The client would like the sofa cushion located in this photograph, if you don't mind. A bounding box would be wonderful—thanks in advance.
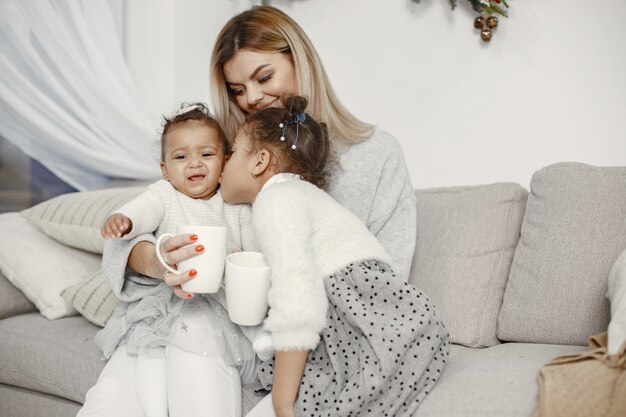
[414,342,585,417]
[0,384,81,417]
[243,384,267,415]
[21,186,144,254]
[0,270,36,320]
[409,183,527,347]
[61,269,118,327]
[0,213,102,319]
[498,163,626,345]
[0,313,104,403]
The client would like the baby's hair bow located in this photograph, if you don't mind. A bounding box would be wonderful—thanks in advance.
[171,104,200,118]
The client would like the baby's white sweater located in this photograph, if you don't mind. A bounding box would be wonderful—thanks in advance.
[114,179,258,253]
[111,180,263,351]
[254,174,391,351]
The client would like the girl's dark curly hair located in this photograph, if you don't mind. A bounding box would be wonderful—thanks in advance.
[243,95,332,189]
[160,103,230,161]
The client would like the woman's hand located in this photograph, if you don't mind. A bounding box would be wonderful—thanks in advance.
[128,234,204,299]
[160,233,207,299]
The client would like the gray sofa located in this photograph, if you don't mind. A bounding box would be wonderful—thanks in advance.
[1,162,625,417]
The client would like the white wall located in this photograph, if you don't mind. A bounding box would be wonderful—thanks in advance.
[125,0,626,188]
[124,0,250,125]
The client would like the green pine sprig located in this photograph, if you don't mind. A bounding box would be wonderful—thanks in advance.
[410,0,509,17]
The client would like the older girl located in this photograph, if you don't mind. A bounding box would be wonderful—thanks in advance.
[220,95,448,417]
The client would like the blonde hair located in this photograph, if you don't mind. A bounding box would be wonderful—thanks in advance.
[210,5,375,144]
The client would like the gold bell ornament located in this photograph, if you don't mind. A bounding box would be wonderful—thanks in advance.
[471,0,508,42]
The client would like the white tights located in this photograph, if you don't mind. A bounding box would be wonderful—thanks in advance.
[77,345,257,417]
[136,350,168,417]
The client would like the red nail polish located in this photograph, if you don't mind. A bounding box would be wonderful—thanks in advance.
[190,234,198,241]
[187,294,193,298]
[189,269,197,277]
[195,245,204,253]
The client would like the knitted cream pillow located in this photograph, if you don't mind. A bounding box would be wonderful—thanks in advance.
[21,186,145,254]
[17,187,143,324]
[61,269,118,327]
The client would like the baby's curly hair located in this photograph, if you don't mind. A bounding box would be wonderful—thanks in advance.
[243,95,332,189]
[160,103,229,161]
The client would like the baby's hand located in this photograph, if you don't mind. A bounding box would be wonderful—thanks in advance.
[101,213,133,239]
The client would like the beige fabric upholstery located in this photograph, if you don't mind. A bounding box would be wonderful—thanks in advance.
[0,313,103,403]
[410,183,527,347]
[0,384,81,417]
[499,163,626,345]
[0,271,36,320]
[414,343,586,417]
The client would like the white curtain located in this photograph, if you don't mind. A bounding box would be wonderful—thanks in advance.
[0,0,161,191]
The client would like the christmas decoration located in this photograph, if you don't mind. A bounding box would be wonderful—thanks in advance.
[486,15,499,29]
[411,0,509,42]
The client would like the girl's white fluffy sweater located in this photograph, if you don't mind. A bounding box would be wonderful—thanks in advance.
[253,174,391,351]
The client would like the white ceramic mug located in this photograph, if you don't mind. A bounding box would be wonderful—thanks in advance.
[156,225,227,293]
[224,251,271,326]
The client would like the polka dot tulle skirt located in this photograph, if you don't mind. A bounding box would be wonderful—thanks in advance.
[258,260,450,417]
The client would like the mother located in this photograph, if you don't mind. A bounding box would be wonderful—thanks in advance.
[78,5,416,417]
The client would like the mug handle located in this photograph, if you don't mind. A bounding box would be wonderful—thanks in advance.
[155,233,180,274]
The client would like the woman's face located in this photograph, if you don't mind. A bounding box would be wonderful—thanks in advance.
[223,49,297,114]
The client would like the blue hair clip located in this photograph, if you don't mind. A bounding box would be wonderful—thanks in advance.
[291,113,306,150]
[279,113,306,150]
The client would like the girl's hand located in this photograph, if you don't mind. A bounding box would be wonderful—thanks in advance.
[274,406,295,417]
[272,350,308,417]
[101,213,132,239]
